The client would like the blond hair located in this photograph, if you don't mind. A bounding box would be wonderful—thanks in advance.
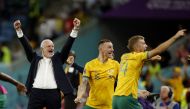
[127,35,144,51]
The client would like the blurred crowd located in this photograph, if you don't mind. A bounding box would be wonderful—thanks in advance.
[0,0,190,109]
[0,0,126,65]
[139,41,190,108]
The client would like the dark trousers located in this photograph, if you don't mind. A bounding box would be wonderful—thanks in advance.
[64,94,77,109]
[28,88,61,109]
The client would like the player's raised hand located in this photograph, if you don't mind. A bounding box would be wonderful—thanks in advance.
[151,55,162,61]
[174,29,187,38]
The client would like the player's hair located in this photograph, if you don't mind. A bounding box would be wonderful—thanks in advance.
[98,39,111,47]
[127,35,144,51]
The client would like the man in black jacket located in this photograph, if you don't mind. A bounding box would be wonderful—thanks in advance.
[64,51,84,109]
[13,18,80,109]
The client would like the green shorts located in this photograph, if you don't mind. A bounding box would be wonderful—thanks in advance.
[0,93,7,109]
[112,95,142,109]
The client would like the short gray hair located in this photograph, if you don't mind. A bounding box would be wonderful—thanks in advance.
[161,86,170,92]
[40,39,52,48]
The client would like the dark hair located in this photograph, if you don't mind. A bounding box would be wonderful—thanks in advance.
[68,50,76,58]
[98,39,111,47]
[127,35,144,51]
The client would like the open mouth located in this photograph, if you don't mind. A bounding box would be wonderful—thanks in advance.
[108,52,113,55]
[108,52,114,57]
[48,50,54,54]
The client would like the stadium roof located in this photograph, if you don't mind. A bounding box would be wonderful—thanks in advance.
[103,0,190,20]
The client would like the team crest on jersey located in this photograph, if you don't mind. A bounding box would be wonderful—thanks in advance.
[108,69,114,78]
[94,72,100,80]
[108,69,114,75]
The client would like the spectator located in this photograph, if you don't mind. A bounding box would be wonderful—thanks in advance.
[143,72,154,92]
[176,44,189,65]
[156,66,184,104]
[63,51,84,109]
[181,88,190,109]
[186,89,190,109]
[155,86,180,109]
[148,61,161,76]
[0,43,11,65]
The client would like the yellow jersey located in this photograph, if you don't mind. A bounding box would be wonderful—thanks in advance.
[114,52,148,98]
[83,58,120,109]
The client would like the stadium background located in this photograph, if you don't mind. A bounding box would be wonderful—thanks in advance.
[0,0,190,108]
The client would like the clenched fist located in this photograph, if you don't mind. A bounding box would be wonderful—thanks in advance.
[13,20,22,31]
[73,18,80,30]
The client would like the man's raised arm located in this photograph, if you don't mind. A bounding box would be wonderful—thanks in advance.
[60,18,80,63]
[13,20,35,62]
[148,29,186,59]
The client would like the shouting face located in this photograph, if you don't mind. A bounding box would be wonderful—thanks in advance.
[41,39,54,58]
[100,42,114,59]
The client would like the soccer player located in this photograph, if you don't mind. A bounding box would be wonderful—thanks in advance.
[113,29,186,109]
[75,39,120,109]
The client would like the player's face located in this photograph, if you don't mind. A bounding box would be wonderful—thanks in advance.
[42,40,54,58]
[135,39,147,52]
[102,42,114,59]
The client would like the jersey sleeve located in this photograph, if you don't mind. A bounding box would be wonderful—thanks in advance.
[138,51,148,61]
[83,63,91,78]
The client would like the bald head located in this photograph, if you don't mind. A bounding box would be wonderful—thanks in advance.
[40,39,53,48]
[40,39,54,58]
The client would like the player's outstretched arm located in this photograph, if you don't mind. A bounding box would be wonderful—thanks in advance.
[148,29,186,59]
